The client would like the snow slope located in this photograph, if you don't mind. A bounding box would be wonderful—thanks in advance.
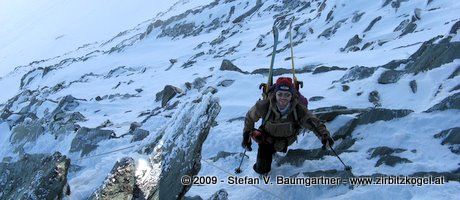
[0,0,459,199]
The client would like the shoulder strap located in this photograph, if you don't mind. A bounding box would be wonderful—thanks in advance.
[292,105,298,122]
[262,101,272,126]
[263,102,300,126]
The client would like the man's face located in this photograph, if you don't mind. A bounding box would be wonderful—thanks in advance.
[276,91,292,108]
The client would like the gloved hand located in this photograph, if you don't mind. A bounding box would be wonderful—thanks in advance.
[321,134,334,148]
[241,131,252,151]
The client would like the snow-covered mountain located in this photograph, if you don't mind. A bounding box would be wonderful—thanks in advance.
[0,0,459,199]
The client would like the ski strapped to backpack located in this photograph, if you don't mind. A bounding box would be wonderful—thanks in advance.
[259,16,306,104]
[259,18,281,100]
[288,16,303,92]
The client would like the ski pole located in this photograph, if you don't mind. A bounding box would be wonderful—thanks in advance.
[235,133,253,174]
[235,149,247,174]
[324,144,352,171]
[325,144,355,190]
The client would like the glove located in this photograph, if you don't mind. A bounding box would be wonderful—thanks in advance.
[321,134,334,148]
[241,131,252,151]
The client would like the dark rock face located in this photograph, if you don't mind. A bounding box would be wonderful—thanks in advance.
[20,68,47,89]
[332,108,413,143]
[149,97,220,200]
[361,107,411,127]
[342,34,362,51]
[131,129,150,142]
[425,92,460,112]
[1,90,42,126]
[276,107,413,166]
[209,151,239,162]
[352,11,365,23]
[312,106,366,122]
[449,20,460,34]
[378,59,406,70]
[364,16,382,32]
[193,77,207,90]
[375,155,412,167]
[368,146,406,159]
[404,39,460,74]
[184,195,204,200]
[124,95,221,200]
[368,146,412,167]
[85,94,221,200]
[361,41,374,50]
[356,108,413,125]
[318,19,348,39]
[89,157,136,200]
[333,118,358,141]
[70,127,115,157]
[207,189,229,200]
[376,22,460,75]
[382,0,392,8]
[9,120,45,152]
[368,90,381,107]
[434,127,460,154]
[0,152,70,200]
[336,66,376,84]
[159,22,197,39]
[409,80,417,93]
[378,69,405,84]
[232,0,263,24]
[449,84,460,92]
[435,127,460,145]
[51,95,81,120]
[129,122,142,132]
[219,59,246,73]
[309,96,325,102]
[400,21,417,37]
[251,67,311,76]
[181,60,197,69]
[411,169,460,183]
[312,66,347,74]
[274,148,326,166]
[448,65,460,79]
[202,86,218,95]
[155,85,183,107]
[218,79,235,87]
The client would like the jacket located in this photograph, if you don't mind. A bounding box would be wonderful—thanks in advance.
[243,93,330,152]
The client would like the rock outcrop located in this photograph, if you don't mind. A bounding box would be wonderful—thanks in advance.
[0,152,70,200]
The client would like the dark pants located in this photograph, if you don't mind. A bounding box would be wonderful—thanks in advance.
[253,142,276,174]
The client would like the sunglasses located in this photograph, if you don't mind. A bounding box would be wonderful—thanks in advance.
[276,92,292,98]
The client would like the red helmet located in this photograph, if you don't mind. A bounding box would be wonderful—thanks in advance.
[251,129,265,144]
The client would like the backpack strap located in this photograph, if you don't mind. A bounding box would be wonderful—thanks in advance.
[261,101,272,127]
[263,101,300,126]
[292,105,298,122]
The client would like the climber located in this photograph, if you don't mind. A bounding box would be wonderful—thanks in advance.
[242,77,334,174]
